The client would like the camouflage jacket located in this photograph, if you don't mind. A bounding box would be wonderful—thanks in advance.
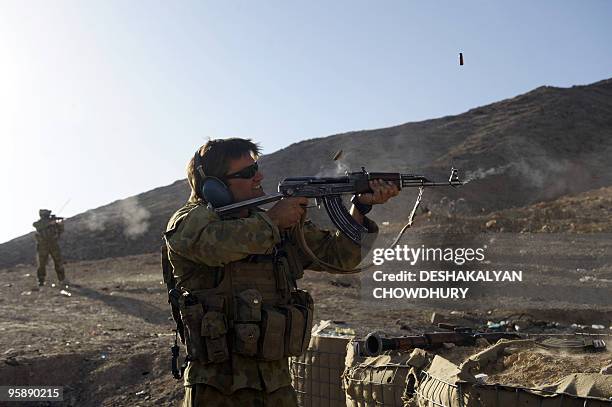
[165,201,378,394]
[33,218,63,242]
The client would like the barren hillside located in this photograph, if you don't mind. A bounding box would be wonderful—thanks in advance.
[1,78,611,268]
[406,185,612,234]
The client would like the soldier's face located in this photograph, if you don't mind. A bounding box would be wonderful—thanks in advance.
[225,153,265,203]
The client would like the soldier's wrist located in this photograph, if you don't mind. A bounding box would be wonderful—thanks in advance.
[351,195,372,215]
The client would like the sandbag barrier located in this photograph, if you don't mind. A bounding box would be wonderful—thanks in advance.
[408,369,612,407]
[344,361,411,406]
[410,370,466,407]
[467,382,612,407]
[292,335,612,407]
[342,342,417,407]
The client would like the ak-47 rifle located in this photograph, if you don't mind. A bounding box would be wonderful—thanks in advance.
[216,167,463,242]
[214,166,463,273]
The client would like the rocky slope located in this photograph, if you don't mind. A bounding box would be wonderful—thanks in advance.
[1,78,611,268]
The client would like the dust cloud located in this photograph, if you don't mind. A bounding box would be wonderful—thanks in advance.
[117,197,150,239]
[84,197,150,239]
[84,211,109,232]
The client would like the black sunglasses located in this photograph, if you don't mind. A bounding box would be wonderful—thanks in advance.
[225,161,259,180]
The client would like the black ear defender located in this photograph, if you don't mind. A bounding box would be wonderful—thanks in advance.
[193,150,233,208]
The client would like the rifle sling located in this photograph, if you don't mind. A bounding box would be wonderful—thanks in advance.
[294,186,425,274]
[295,215,362,274]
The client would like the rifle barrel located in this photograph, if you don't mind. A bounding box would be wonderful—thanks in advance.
[403,180,464,187]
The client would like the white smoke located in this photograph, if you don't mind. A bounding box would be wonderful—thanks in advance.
[332,159,350,175]
[84,211,109,231]
[510,159,571,189]
[464,164,513,183]
[464,159,571,189]
[117,197,151,239]
[314,151,351,177]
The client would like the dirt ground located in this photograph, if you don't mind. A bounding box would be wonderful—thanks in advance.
[0,232,610,406]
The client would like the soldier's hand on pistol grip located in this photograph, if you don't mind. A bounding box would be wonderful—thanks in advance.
[267,197,308,229]
[357,180,399,206]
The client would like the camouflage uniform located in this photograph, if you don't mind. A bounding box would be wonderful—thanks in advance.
[183,383,297,407]
[33,212,65,285]
[165,202,377,407]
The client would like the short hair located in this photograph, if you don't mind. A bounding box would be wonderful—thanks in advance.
[187,138,261,202]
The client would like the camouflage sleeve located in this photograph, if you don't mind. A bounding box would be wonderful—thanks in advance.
[32,220,42,232]
[291,217,379,271]
[166,206,282,267]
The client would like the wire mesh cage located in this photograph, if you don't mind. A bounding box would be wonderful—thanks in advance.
[293,333,612,407]
[290,334,352,407]
[409,371,612,407]
[343,345,415,407]
[344,362,412,406]
[410,370,467,407]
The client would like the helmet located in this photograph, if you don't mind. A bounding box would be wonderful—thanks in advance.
[39,209,52,218]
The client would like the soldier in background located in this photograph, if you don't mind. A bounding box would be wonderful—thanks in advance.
[33,209,66,287]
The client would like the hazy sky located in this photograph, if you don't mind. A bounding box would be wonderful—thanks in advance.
[1,0,611,243]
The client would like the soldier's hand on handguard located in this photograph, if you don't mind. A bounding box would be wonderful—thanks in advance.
[358,180,399,206]
[267,197,308,229]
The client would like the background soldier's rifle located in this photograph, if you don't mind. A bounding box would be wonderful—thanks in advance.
[35,215,64,234]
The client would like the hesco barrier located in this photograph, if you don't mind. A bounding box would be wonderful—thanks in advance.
[412,371,612,407]
[342,340,429,406]
[343,340,612,407]
[408,346,612,407]
[407,354,472,407]
[293,336,612,407]
[290,334,353,407]
[343,356,411,406]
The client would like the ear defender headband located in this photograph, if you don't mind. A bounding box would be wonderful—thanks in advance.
[193,149,234,208]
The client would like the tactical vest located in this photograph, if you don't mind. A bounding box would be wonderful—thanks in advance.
[33,219,62,241]
[168,238,314,364]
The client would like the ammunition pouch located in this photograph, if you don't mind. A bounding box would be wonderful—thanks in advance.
[290,289,314,355]
[179,293,230,364]
[180,302,206,361]
[234,289,262,322]
[179,287,314,363]
[201,310,229,363]
[178,250,315,363]
[279,305,305,356]
[259,306,286,360]
[233,323,260,356]
[255,287,314,359]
